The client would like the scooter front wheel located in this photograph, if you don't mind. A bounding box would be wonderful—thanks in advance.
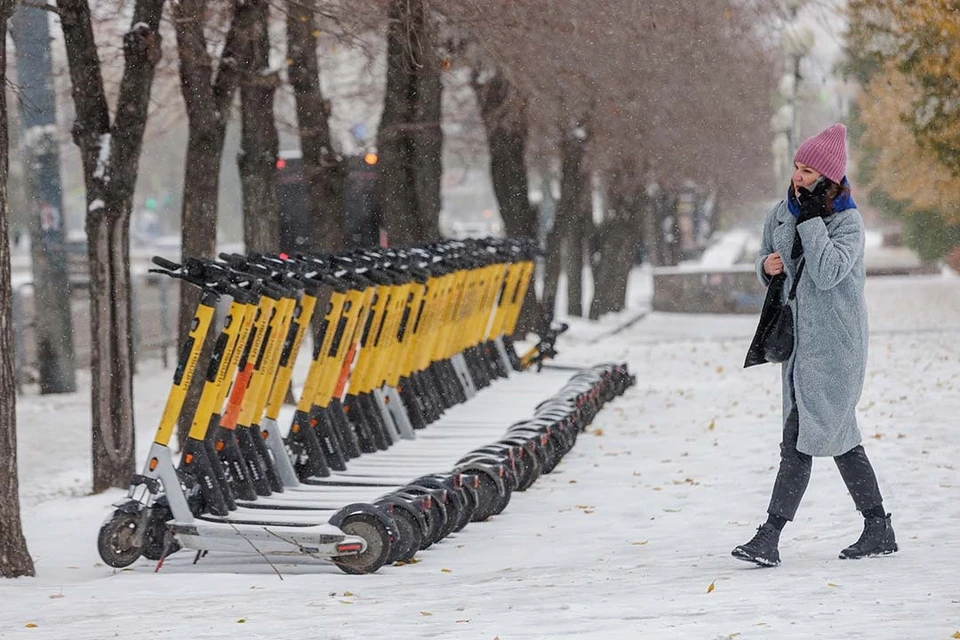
[332,514,391,575]
[141,503,180,562]
[97,511,144,568]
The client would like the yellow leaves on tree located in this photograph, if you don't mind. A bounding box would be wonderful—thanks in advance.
[858,65,960,225]
[851,0,960,174]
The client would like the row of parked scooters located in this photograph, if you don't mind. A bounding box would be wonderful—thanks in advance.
[96,238,634,574]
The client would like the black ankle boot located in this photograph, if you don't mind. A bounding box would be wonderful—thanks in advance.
[732,523,781,567]
[839,513,898,560]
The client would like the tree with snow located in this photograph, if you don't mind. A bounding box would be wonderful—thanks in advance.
[57,0,164,491]
[0,0,35,578]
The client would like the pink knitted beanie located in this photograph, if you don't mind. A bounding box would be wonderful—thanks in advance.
[794,123,847,183]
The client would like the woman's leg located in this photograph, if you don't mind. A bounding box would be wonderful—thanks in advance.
[733,407,810,566]
[834,445,897,559]
[833,445,883,513]
[767,407,813,521]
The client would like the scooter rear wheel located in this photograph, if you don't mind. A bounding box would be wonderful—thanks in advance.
[388,508,422,564]
[470,473,500,522]
[333,513,391,575]
[97,511,144,568]
[489,478,512,516]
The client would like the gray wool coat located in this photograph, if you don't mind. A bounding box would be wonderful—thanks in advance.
[755,199,868,457]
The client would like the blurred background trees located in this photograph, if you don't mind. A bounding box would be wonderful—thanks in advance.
[846,0,960,263]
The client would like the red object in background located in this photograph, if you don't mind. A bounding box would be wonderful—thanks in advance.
[946,247,960,274]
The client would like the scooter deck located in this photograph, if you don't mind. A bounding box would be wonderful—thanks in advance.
[172,518,364,557]
[200,505,338,525]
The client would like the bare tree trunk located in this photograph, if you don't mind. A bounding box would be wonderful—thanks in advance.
[287,0,345,253]
[377,0,442,246]
[543,120,589,317]
[10,6,77,394]
[412,29,442,243]
[589,165,644,319]
[542,216,565,318]
[643,183,671,267]
[378,14,417,248]
[239,0,280,254]
[173,0,250,447]
[471,67,540,335]
[59,0,163,492]
[567,203,586,317]
[662,192,681,267]
[0,7,35,578]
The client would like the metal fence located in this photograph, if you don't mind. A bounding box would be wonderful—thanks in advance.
[11,274,180,394]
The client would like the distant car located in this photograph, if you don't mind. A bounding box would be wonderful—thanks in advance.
[442,209,505,240]
[450,220,497,240]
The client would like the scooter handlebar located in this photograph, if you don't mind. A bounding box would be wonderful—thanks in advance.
[151,256,181,271]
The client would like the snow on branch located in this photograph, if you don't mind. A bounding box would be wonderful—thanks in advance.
[93,133,112,181]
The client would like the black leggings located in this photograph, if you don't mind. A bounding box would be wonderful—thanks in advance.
[767,407,883,520]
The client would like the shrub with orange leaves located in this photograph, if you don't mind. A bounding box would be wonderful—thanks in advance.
[858,65,960,225]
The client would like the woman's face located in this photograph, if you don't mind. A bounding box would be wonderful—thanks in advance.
[792,162,822,192]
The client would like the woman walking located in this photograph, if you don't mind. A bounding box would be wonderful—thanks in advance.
[733,123,897,567]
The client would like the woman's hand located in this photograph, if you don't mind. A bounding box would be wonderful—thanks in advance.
[764,252,784,276]
[797,180,830,223]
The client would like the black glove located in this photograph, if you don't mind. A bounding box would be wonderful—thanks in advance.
[796,179,829,224]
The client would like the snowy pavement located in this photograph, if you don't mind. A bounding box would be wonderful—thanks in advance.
[2,269,959,639]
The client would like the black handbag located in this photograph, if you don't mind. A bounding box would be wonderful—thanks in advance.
[744,259,805,368]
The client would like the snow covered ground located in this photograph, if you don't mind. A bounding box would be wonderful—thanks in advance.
[2,267,960,639]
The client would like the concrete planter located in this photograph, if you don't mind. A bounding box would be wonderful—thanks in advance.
[652,265,764,314]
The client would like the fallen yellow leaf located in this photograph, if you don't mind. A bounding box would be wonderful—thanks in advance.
[632,541,648,546]
[420,611,433,616]
[25,623,38,628]
[49,594,64,599]
[952,632,960,639]
[394,557,422,566]
[594,428,604,436]
[708,419,716,431]
[339,600,353,605]
[441,568,452,573]
[827,583,838,588]
[707,581,715,594]
[343,591,354,597]
[569,479,578,484]
[237,619,246,624]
